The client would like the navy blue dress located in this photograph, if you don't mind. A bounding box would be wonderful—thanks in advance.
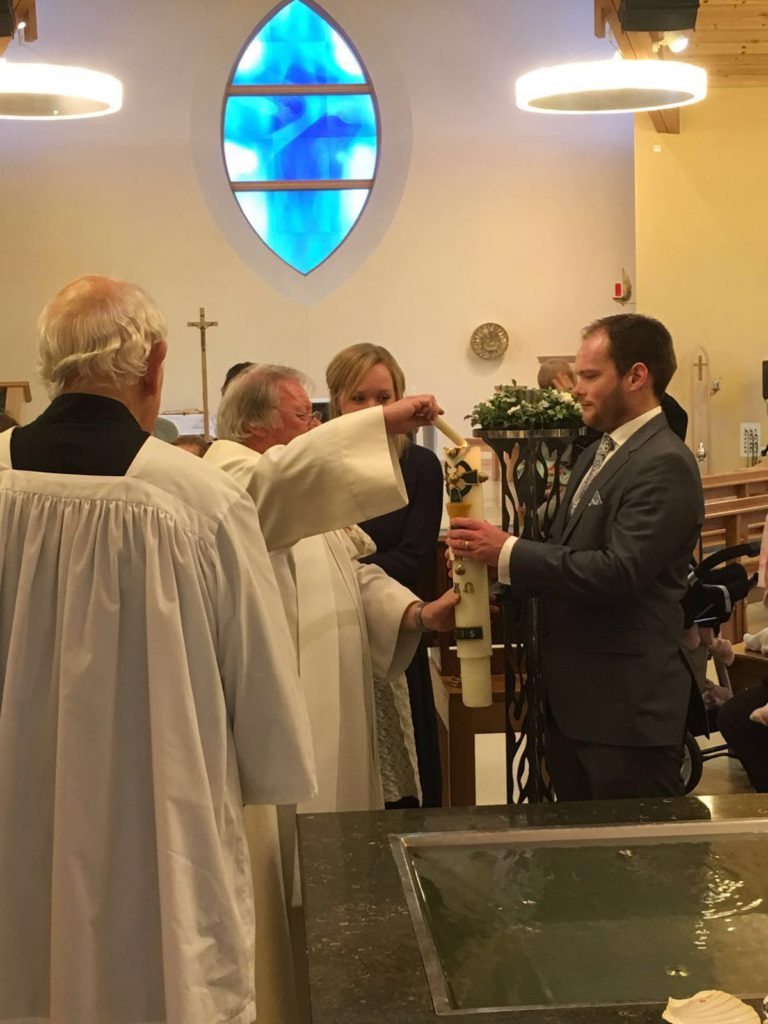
[360,442,444,806]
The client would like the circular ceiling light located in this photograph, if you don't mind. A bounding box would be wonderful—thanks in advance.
[515,58,707,115]
[0,60,123,119]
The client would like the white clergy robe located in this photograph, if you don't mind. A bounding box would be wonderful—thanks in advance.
[0,432,315,1024]
[291,526,419,811]
[204,408,415,1021]
[203,405,407,552]
[204,410,419,811]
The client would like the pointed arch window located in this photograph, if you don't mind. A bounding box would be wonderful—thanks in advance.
[223,1,379,275]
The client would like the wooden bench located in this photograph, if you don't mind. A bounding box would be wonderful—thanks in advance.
[699,467,768,639]
[729,641,768,693]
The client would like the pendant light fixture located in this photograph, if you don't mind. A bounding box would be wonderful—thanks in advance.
[515,55,706,115]
[0,57,122,118]
[0,17,122,121]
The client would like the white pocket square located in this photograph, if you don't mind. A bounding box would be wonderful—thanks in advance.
[587,491,603,507]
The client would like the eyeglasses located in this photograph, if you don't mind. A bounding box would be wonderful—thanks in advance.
[290,409,325,424]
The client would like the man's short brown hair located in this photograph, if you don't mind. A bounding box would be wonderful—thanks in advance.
[582,313,676,398]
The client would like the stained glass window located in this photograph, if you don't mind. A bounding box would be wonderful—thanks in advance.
[223,1,378,275]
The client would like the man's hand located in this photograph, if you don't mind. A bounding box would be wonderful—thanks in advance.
[419,587,460,632]
[383,395,443,435]
[446,517,512,567]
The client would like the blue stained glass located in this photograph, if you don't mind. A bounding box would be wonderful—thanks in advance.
[235,189,369,274]
[225,2,377,273]
[233,1,365,86]
[224,94,376,182]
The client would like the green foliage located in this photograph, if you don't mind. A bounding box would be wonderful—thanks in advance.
[467,382,584,430]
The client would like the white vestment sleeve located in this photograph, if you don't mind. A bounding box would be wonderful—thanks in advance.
[353,561,421,683]
[214,491,317,806]
[208,406,407,550]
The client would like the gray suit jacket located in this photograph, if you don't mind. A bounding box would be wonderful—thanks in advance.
[507,413,704,747]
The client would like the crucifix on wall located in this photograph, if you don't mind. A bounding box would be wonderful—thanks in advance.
[187,307,218,442]
[690,346,712,475]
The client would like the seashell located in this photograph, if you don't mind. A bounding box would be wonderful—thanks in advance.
[662,990,760,1024]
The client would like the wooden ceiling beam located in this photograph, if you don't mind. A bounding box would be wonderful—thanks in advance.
[693,29,768,41]
[14,0,37,40]
[699,12,768,29]
[690,39,768,51]
[702,52,768,62]
[595,0,681,134]
[0,0,36,55]
[700,0,768,7]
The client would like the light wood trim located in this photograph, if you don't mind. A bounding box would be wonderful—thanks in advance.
[0,381,32,401]
[694,28,768,41]
[693,40,768,53]
[228,83,372,96]
[701,0,768,8]
[14,0,36,39]
[1,1,37,55]
[595,0,682,134]
[649,106,681,133]
[595,1,609,37]
[702,467,768,488]
[700,12,768,31]
[0,380,32,424]
[232,179,372,192]
[704,493,768,516]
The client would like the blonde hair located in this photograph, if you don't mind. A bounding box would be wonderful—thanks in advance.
[37,275,167,395]
[326,344,409,454]
[217,364,308,444]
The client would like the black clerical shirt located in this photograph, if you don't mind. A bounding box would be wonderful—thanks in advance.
[10,393,149,476]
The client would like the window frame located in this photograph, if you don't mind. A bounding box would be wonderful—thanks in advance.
[222,0,381,276]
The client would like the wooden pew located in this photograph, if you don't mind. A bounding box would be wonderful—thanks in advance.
[699,466,768,639]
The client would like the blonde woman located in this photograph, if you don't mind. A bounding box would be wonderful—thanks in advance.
[326,344,444,806]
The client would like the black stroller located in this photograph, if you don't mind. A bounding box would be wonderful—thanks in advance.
[679,540,760,793]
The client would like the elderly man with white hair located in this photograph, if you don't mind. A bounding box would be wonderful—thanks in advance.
[206,363,443,552]
[206,366,457,813]
[0,275,316,1024]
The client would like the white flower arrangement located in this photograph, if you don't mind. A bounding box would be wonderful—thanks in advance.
[468,381,584,430]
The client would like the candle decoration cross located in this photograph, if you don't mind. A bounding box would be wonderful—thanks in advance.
[187,307,218,441]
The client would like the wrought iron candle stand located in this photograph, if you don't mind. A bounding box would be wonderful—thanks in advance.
[477,420,584,803]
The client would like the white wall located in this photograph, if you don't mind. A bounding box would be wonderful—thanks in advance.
[0,0,635,430]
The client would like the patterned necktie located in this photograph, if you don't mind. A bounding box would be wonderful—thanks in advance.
[569,433,616,515]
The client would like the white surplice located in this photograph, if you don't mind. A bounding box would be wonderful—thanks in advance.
[203,405,407,553]
[0,432,315,1024]
[292,527,418,811]
[204,412,420,811]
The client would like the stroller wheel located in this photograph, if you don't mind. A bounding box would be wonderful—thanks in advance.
[681,731,704,794]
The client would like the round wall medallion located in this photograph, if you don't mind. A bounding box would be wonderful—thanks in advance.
[470,322,509,360]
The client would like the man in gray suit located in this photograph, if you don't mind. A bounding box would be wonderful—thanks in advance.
[447,313,704,800]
